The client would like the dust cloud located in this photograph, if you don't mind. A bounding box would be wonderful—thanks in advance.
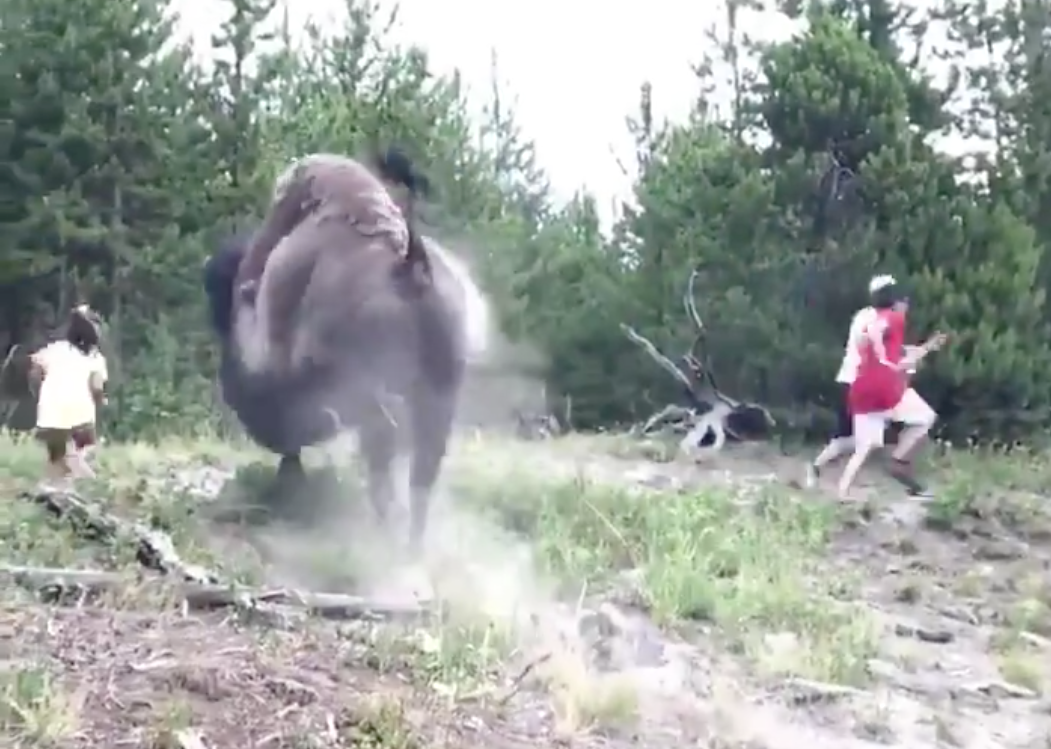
[238,238,672,719]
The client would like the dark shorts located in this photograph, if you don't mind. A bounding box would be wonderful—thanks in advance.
[832,383,852,439]
[35,425,97,462]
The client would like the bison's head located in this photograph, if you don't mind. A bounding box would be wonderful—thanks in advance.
[203,233,251,338]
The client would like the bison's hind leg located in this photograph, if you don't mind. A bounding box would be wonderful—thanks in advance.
[408,389,457,552]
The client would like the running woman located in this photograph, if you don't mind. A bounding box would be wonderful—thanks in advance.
[805,274,888,487]
[837,280,946,500]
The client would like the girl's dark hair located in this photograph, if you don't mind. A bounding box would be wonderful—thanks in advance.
[870,283,903,310]
[66,307,100,355]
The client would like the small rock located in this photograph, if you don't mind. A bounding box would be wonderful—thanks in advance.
[971,679,1038,700]
[1023,520,1051,543]
[893,622,954,644]
[867,659,944,697]
[624,467,679,490]
[894,582,922,603]
[939,606,980,626]
[933,714,965,747]
[781,677,864,705]
[266,676,319,705]
[610,568,652,612]
[764,632,800,658]
[1020,631,1051,649]
[880,503,926,527]
[854,719,896,744]
[884,535,920,555]
[973,540,1026,561]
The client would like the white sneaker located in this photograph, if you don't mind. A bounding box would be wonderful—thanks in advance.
[906,487,935,501]
[805,463,820,489]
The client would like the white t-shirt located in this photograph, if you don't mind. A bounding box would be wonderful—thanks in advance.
[835,306,878,384]
[34,341,108,430]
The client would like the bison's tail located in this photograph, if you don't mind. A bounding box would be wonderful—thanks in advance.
[375,146,431,199]
[375,147,433,280]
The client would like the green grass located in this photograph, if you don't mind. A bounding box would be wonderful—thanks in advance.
[446,439,877,685]
[0,431,875,684]
[4,428,1051,742]
[924,443,1051,534]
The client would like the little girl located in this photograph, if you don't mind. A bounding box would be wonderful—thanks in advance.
[29,305,108,479]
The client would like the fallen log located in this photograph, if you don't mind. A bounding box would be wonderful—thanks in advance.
[23,486,219,585]
[0,563,426,622]
[15,487,429,624]
[619,267,775,459]
[620,324,773,459]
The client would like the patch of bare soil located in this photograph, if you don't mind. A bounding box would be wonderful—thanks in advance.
[0,600,559,749]
[819,497,1051,747]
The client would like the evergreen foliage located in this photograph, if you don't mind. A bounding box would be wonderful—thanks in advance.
[1,0,1050,443]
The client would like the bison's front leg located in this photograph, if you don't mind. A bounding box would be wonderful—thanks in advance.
[277,453,305,479]
[360,406,399,526]
[274,453,307,499]
[408,389,457,552]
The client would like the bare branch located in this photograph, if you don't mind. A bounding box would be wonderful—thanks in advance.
[620,322,737,407]
[640,403,695,434]
[619,324,693,391]
[682,268,705,334]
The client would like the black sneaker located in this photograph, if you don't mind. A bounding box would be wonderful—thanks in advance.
[888,459,929,497]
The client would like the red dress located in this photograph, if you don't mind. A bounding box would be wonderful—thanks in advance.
[849,308,907,415]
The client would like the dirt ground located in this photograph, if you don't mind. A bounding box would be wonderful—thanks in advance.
[0,600,563,748]
[1,431,1050,748]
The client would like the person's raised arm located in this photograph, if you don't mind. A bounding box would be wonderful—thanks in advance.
[901,332,948,370]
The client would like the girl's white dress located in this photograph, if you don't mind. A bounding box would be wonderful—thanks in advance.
[34,342,108,430]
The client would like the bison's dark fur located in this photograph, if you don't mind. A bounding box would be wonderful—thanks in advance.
[204,150,488,548]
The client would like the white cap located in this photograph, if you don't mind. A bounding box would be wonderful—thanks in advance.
[868,274,896,293]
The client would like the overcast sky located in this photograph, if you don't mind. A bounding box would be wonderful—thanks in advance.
[381,0,805,215]
[175,0,982,221]
[174,0,809,214]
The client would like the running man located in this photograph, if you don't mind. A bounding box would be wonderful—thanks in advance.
[29,305,108,480]
[837,279,946,499]
[805,274,886,487]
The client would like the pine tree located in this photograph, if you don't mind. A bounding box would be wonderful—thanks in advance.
[207,0,278,216]
[0,0,206,322]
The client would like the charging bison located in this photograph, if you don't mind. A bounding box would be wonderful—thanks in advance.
[203,149,490,549]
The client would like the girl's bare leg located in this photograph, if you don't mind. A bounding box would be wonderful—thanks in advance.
[838,413,884,499]
[806,437,853,487]
[37,429,72,481]
[807,388,854,487]
[814,437,853,467]
[837,443,873,499]
[68,449,95,478]
[70,425,98,478]
[887,390,936,496]
[892,424,930,461]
